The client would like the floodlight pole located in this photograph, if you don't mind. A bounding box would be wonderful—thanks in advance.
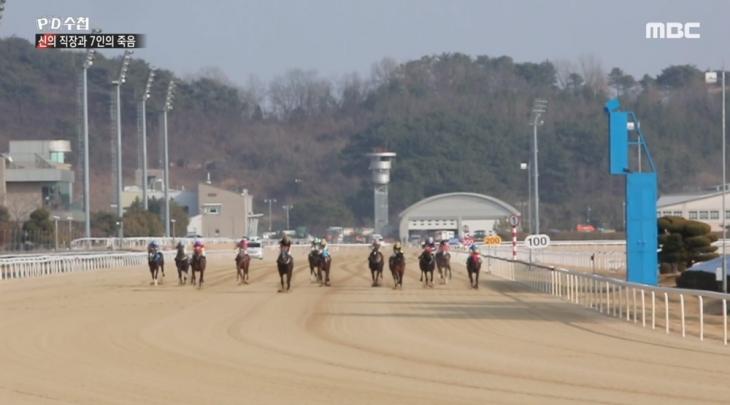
[163,80,175,237]
[264,198,277,232]
[723,69,727,293]
[82,51,93,239]
[530,99,547,234]
[141,70,155,210]
[113,50,132,239]
[114,80,123,236]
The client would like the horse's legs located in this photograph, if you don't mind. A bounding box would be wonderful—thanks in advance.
[468,271,474,288]
[474,270,480,289]
[286,265,293,291]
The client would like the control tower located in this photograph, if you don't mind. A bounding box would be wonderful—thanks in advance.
[367,152,396,235]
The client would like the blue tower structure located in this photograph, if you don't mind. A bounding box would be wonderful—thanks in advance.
[604,99,658,285]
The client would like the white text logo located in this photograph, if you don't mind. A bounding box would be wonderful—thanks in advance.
[645,22,700,39]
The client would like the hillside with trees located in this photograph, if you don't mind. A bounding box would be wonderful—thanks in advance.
[0,37,725,234]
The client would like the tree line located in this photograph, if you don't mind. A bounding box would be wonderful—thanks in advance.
[0,37,724,235]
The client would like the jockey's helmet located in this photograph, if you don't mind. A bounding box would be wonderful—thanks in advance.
[194,239,203,247]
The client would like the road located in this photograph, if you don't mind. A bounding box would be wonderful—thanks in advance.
[1,247,729,404]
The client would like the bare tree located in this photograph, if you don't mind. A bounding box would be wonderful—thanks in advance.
[6,194,38,222]
[369,57,399,90]
[269,69,335,119]
[579,54,607,95]
[553,59,578,89]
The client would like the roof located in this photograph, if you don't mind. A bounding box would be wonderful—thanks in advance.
[398,192,519,219]
[657,191,727,207]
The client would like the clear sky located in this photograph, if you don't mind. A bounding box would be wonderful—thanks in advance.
[1,0,728,85]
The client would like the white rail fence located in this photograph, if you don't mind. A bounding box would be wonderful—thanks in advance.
[0,252,147,280]
[483,245,626,273]
[1,244,368,281]
[479,254,730,346]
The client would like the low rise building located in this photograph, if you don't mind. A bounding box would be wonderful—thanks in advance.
[0,140,76,220]
[657,190,730,231]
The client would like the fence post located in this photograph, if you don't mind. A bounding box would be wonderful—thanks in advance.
[632,288,637,323]
[641,289,646,327]
[606,282,610,315]
[651,291,656,330]
[680,294,686,338]
[722,298,727,346]
[699,295,704,342]
[664,292,669,334]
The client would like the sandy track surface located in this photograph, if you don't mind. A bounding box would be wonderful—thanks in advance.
[1,248,729,404]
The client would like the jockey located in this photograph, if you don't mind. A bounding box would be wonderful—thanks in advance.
[426,236,435,249]
[421,240,434,255]
[437,239,449,253]
[280,234,292,257]
[319,238,330,259]
[371,239,381,252]
[148,240,162,260]
[193,239,206,257]
[237,237,249,256]
[392,241,404,256]
[310,238,320,251]
[469,245,481,262]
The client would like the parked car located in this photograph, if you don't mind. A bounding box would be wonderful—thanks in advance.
[247,240,264,260]
[676,256,727,291]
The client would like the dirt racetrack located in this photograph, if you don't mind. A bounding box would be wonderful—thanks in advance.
[1,247,730,404]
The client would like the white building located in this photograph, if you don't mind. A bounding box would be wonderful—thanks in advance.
[657,191,730,231]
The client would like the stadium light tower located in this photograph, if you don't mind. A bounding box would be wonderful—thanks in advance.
[162,79,175,237]
[367,152,396,235]
[264,198,277,232]
[530,98,548,234]
[706,69,727,292]
[81,32,99,240]
[141,68,155,210]
[112,50,133,238]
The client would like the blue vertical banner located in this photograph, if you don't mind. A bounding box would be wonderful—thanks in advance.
[626,173,658,285]
[604,99,658,286]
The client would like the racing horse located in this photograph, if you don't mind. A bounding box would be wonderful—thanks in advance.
[419,250,436,288]
[148,245,165,286]
[435,250,452,284]
[389,252,405,289]
[308,248,321,283]
[317,248,332,287]
[466,253,482,289]
[190,248,207,289]
[277,250,294,292]
[368,249,384,287]
[235,249,251,285]
[174,242,189,285]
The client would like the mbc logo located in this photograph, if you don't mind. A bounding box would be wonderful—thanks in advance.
[645,22,701,39]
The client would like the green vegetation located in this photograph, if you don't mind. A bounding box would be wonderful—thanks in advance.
[658,216,719,273]
[22,208,54,248]
[0,37,725,233]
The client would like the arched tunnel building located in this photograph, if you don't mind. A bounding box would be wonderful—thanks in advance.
[398,192,520,242]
